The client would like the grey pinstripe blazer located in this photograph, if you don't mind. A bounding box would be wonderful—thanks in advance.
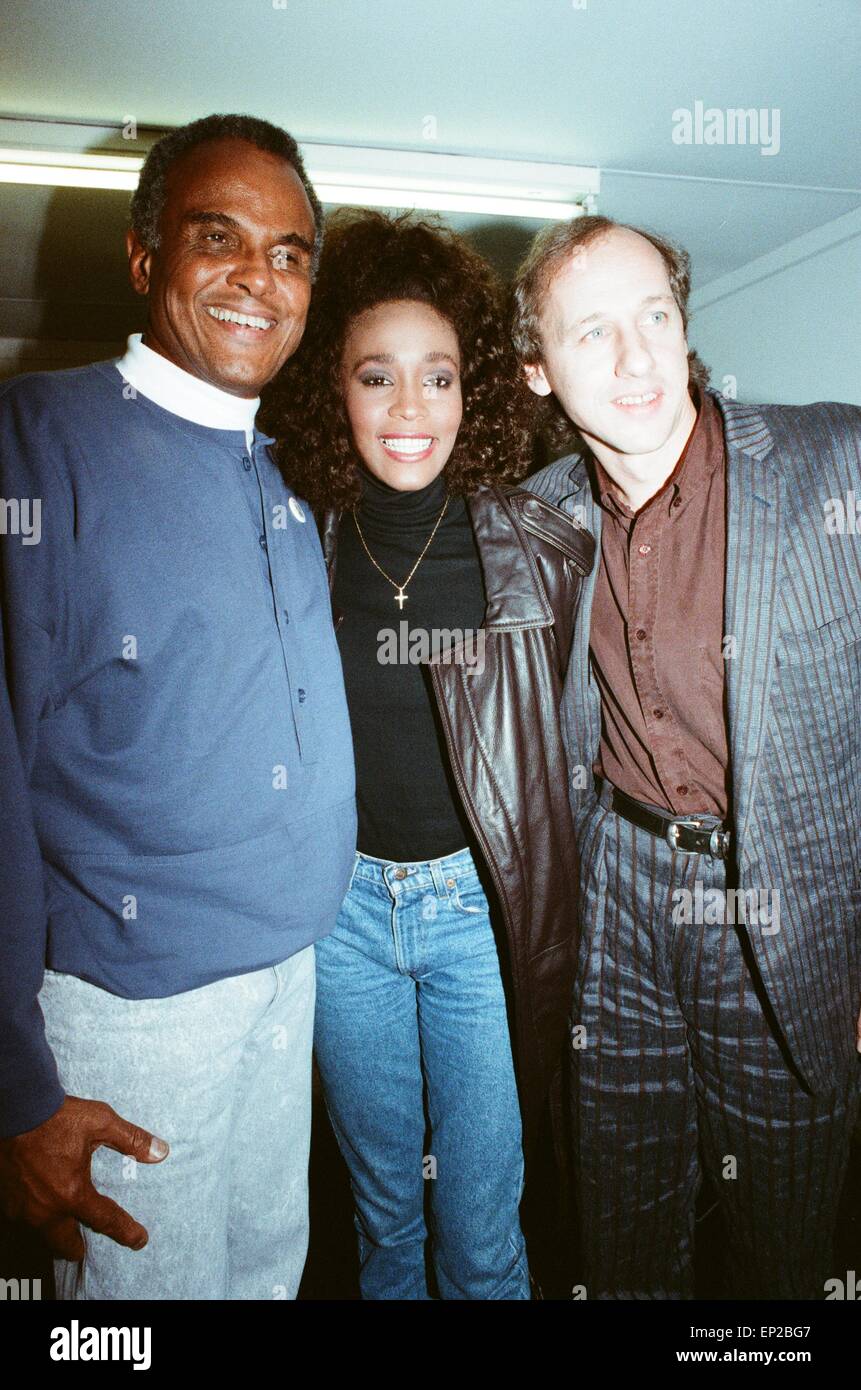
[527,390,861,1094]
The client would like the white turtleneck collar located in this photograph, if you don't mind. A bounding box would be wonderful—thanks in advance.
[115,333,259,448]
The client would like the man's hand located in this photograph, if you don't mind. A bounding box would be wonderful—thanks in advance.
[0,1095,169,1260]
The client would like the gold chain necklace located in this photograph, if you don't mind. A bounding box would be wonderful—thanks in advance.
[352,496,450,609]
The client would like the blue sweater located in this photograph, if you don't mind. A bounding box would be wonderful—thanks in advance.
[0,360,357,1136]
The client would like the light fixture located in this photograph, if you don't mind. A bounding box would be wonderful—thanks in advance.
[304,146,599,220]
[0,147,143,190]
[0,133,599,220]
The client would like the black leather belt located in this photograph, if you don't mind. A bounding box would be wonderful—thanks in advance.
[604,782,732,860]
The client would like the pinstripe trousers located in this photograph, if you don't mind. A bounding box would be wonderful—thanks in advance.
[571,790,859,1300]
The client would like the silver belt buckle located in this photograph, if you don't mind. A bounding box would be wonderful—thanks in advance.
[665,816,730,858]
[665,816,699,852]
[665,820,682,851]
[665,815,712,853]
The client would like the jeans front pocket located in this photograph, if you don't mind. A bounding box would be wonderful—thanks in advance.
[451,875,489,917]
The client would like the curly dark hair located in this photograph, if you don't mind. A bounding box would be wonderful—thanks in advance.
[511,214,711,451]
[130,113,324,274]
[261,209,533,510]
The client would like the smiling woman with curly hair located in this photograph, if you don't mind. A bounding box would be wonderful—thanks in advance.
[263,208,594,1301]
[263,208,531,508]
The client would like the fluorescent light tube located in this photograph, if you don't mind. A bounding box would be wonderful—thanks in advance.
[312,183,585,219]
[0,147,143,190]
[0,141,599,218]
[0,164,140,190]
[306,146,599,219]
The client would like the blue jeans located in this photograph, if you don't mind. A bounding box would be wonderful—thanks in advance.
[40,947,315,1300]
[314,846,530,1300]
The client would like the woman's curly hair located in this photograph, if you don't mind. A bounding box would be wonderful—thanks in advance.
[261,208,533,511]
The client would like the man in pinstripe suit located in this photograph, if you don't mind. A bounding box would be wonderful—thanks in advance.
[513,215,860,1299]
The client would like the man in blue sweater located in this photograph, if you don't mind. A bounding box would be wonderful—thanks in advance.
[0,114,356,1299]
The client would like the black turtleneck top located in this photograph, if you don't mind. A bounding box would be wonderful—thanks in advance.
[334,468,486,862]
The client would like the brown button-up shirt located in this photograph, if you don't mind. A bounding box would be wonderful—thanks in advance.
[590,391,731,817]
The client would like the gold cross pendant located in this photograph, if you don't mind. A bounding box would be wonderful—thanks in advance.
[395,589,408,609]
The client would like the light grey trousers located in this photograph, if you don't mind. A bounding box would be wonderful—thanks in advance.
[39,945,315,1300]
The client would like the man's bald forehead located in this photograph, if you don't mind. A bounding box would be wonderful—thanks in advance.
[557,225,669,279]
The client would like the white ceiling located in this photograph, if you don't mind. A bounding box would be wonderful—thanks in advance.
[1,0,859,341]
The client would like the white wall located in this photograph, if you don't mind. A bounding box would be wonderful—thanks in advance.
[689,206,861,408]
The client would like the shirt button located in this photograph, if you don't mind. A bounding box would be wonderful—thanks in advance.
[635,628,647,641]
[676,784,689,796]
[297,688,306,703]
[637,543,652,556]
[242,456,252,472]
[671,496,681,509]
[653,709,664,719]
[393,868,407,880]
[259,534,267,550]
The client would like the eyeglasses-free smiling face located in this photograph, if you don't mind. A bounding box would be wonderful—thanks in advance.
[525,227,696,490]
[126,136,317,398]
[340,299,463,491]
